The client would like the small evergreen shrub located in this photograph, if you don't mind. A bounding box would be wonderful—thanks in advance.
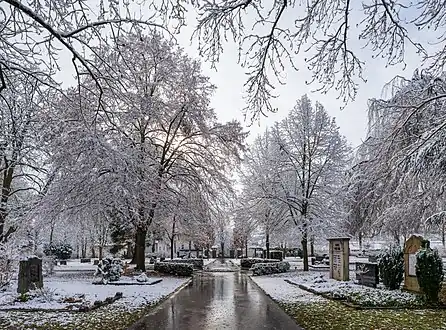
[43,242,73,260]
[166,258,204,269]
[416,241,444,304]
[94,258,124,283]
[251,261,290,276]
[240,258,278,269]
[154,262,193,276]
[377,244,404,290]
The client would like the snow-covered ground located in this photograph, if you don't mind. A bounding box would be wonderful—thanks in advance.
[0,272,188,311]
[250,273,325,304]
[0,270,190,329]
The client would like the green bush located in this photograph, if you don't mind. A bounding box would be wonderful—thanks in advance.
[165,258,204,269]
[416,241,444,304]
[43,242,73,260]
[240,258,278,269]
[251,261,290,276]
[154,262,193,276]
[377,244,404,290]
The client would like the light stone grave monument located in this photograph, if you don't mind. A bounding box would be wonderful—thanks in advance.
[403,234,424,292]
[328,237,350,281]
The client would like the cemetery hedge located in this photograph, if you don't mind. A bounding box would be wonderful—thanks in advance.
[240,258,278,269]
[165,258,204,269]
[251,261,290,276]
[154,262,193,276]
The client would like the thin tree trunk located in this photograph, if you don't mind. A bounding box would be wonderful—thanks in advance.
[302,223,309,271]
[442,222,445,247]
[99,246,103,259]
[135,226,147,271]
[170,236,175,260]
[266,232,270,259]
[91,245,96,258]
[358,232,363,251]
[310,235,315,257]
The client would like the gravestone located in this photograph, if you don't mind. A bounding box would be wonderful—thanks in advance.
[355,262,379,288]
[17,257,43,294]
[80,258,91,263]
[59,260,67,265]
[94,259,100,265]
[404,234,424,292]
[328,237,350,281]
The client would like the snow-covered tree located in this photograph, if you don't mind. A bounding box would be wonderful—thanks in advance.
[350,71,446,242]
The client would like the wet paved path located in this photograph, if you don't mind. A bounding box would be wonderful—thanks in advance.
[129,260,303,330]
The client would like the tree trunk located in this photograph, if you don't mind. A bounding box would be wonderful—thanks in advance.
[91,245,96,258]
[265,232,270,259]
[49,223,54,246]
[310,235,315,257]
[151,236,156,253]
[189,241,192,257]
[170,236,175,260]
[358,232,363,251]
[220,242,224,258]
[99,245,103,259]
[442,222,445,247]
[302,224,309,271]
[135,226,147,271]
[245,240,248,258]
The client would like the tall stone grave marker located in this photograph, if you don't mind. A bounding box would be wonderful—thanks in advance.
[328,237,350,281]
[17,257,43,294]
[403,234,424,292]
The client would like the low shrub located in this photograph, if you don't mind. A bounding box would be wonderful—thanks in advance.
[94,258,124,283]
[165,258,204,269]
[251,261,290,276]
[240,258,278,269]
[43,242,73,260]
[154,262,193,276]
[377,244,404,290]
[416,240,444,304]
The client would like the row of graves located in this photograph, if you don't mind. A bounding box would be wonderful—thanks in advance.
[328,235,429,292]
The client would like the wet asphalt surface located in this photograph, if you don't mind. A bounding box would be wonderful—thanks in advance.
[128,259,303,330]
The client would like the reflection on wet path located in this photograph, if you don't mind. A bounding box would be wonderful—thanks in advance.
[128,260,302,330]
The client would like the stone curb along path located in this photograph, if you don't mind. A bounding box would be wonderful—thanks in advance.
[126,276,193,330]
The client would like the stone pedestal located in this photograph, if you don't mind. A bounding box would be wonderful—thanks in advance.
[17,257,43,294]
[328,237,350,281]
[404,235,424,292]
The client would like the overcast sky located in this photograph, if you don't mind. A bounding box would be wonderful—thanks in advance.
[171,7,427,149]
[54,4,428,149]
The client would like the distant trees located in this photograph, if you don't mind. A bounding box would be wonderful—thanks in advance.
[239,95,350,270]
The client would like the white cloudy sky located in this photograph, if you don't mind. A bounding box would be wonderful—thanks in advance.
[171,5,429,148]
[54,3,432,148]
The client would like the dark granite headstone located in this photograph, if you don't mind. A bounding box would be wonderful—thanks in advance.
[59,260,67,265]
[94,259,100,265]
[17,257,43,294]
[80,258,91,263]
[355,262,379,288]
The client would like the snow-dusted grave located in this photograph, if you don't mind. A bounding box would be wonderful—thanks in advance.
[0,271,190,329]
[0,272,189,312]
[285,271,424,308]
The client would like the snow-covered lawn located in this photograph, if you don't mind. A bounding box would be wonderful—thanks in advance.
[0,272,190,329]
[252,270,424,308]
[250,274,325,304]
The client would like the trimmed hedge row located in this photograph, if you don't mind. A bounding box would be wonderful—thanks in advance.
[240,258,279,269]
[165,258,204,269]
[154,262,193,276]
[250,261,290,276]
